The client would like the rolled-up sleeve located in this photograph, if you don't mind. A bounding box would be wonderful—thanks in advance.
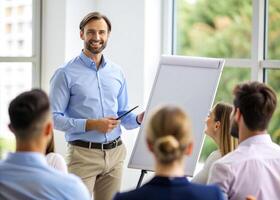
[117,77,139,130]
[49,69,86,134]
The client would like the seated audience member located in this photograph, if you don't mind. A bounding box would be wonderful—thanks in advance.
[45,132,68,173]
[208,81,280,200]
[0,89,90,200]
[192,102,237,184]
[113,106,224,200]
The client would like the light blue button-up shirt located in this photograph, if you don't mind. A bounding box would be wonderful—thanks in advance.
[0,152,90,200]
[49,51,139,143]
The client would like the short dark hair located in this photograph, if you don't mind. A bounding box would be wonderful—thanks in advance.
[233,81,277,131]
[79,12,111,32]
[9,89,50,140]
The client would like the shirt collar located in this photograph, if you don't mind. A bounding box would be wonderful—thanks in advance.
[239,133,272,147]
[79,50,107,70]
[149,176,189,186]
[5,152,48,167]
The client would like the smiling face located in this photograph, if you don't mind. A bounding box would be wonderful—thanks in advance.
[80,18,110,55]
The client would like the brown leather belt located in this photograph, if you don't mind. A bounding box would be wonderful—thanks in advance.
[69,137,122,150]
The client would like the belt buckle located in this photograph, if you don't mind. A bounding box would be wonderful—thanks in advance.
[101,143,104,151]
[113,140,117,148]
[89,142,92,149]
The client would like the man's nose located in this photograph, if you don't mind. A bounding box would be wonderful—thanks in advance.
[93,32,100,40]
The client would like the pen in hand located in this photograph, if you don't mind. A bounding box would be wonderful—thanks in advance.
[116,106,139,120]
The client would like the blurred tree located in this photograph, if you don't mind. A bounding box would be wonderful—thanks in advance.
[176,0,280,161]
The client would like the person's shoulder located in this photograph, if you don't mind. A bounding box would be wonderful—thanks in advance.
[209,150,222,158]
[55,55,82,73]
[53,170,81,184]
[113,181,223,200]
[51,56,82,81]
[213,147,241,166]
[48,170,90,198]
[46,153,68,173]
[190,181,220,190]
[270,141,280,152]
[112,189,148,200]
[46,152,64,161]
[205,150,222,164]
[113,191,131,200]
[64,55,81,68]
[64,173,91,199]
[0,160,6,169]
[105,58,124,72]
[188,182,223,199]
[112,181,158,200]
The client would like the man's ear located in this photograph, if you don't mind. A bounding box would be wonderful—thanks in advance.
[43,121,53,138]
[235,108,241,122]
[8,124,15,133]
[80,30,85,40]
[146,139,154,153]
[184,142,193,156]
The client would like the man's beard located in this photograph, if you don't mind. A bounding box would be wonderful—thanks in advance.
[230,119,239,138]
[85,39,107,54]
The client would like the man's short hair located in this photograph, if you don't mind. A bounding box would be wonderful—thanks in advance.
[79,12,111,32]
[8,89,50,140]
[233,81,277,131]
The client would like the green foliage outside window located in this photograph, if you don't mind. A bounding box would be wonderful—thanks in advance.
[176,0,280,161]
[0,137,15,159]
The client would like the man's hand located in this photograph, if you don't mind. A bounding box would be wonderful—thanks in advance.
[246,196,256,200]
[136,112,145,124]
[86,117,120,133]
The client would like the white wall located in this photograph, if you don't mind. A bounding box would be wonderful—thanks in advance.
[41,0,67,156]
[41,0,162,191]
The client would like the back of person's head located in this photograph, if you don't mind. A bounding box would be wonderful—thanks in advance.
[233,81,277,131]
[146,106,192,164]
[213,102,237,156]
[8,89,51,141]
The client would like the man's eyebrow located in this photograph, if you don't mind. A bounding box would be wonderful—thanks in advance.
[86,29,107,32]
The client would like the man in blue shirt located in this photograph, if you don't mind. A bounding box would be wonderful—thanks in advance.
[0,89,90,200]
[49,12,144,200]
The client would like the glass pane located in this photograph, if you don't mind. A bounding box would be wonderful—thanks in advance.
[0,62,32,158]
[266,69,280,145]
[176,0,252,58]
[268,0,280,59]
[0,0,32,56]
[199,67,251,161]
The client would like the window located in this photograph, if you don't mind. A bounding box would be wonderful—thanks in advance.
[18,22,24,32]
[0,0,41,158]
[17,5,24,16]
[264,0,280,146]
[17,39,24,48]
[5,23,12,33]
[175,0,252,58]
[5,7,12,17]
[170,0,280,162]
[268,0,280,59]
[266,69,280,144]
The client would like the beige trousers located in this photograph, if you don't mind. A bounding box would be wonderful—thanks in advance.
[66,143,126,200]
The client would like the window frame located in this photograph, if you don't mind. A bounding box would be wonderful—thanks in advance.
[0,0,42,87]
[163,0,280,82]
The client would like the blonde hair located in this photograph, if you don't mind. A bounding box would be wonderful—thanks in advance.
[146,106,192,164]
[213,102,238,156]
